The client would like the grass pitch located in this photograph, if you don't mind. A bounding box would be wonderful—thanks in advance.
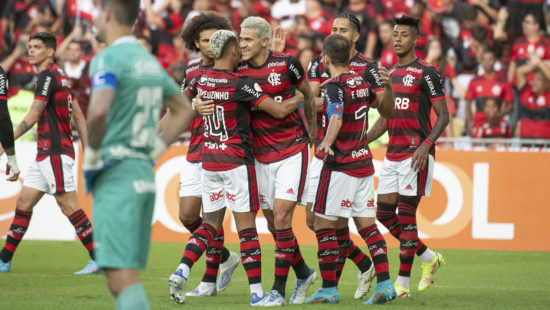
[0,241,548,309]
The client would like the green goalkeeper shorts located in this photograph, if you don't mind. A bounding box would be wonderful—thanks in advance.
[92,158,156,270]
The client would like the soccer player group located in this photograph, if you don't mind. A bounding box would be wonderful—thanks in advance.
[0,0,449,309]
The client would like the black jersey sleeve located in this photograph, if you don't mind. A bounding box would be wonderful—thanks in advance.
[287,56,306,86]
[421,66,446,102]
[235,77,270,107]
[0,67,15,150]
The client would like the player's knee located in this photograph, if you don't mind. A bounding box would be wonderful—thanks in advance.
[273,212,291,230]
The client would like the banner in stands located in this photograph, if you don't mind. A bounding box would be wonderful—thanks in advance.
[1,143,548,251]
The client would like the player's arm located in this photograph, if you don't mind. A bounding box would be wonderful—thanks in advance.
[257,95,302,119]
[0,69,19,181]
[411,68,449,172]
[70,98,88,149]
[87,87,114,149]
[290,56,316,142]
[375,61,394,118]
[310,81,324,111]
[366,116,387,144]
[158,92,194,145]
[317,83,344,155]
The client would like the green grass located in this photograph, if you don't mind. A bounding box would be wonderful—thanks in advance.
[0,241,548,309]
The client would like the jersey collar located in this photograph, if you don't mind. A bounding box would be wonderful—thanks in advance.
[112,36,137,46]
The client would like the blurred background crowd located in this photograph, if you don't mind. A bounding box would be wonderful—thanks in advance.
[1,0,549,145]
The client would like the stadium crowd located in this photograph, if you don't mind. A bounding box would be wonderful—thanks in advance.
[0,0,549,142]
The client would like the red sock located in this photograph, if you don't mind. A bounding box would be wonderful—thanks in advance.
[0,209,32,263]
[180,223,216,268]
[239,228,262,285]
[359,224,390,283]
[68,209,94,260]
[396,196,420,278]
[202,226,225,283]
[316,228,338,288]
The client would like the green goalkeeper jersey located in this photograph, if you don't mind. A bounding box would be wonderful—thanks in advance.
[90,36,180,162]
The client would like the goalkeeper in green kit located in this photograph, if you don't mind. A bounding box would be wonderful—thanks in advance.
[83,1,195,309]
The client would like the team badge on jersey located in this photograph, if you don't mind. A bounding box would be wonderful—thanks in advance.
[403,74,415,87]
[268,72,281,86]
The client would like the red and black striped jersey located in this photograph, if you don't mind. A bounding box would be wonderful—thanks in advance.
[307,52,383,159]
[511,36,550,84]
[465,73,514,127]
[323,73,375,177]
[187,69,270,171]
[34,63,75,161]
[387,58,445,161]
[519,86,550,139]
[237,52,307,164]
[182,58,212,163]
[473,119,511,138]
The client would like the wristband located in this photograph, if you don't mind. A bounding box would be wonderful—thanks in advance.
[423,137,434,147]
[7,154,20,174]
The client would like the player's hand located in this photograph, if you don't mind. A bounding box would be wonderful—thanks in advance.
[82,148,104,193]
[411,143,429,172]
[194,92,214,116]
[6,155,20,182]
[270,26,286,53]
[378,61,392,89]
[317,140,334,156]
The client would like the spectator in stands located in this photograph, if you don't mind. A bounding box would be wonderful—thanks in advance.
[453,56,478,136]
[516,54,550,139]
[376,0,412,20]
[271,0,306,30]
[343,0,377,58]
[305,0,333,36]
[465,47,513,136]
[144,0,185,69]
[376,19,397,68]
[508,11,550,86]
[473,98,512,138]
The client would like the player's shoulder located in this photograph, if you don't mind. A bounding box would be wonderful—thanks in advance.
[540,36,550,46]
[311,55,323,64]
[471,74,484,83]
[417,58,435,70]
[271,51,291,60]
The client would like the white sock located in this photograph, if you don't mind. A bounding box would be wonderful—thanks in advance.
[420,248,435,264]
[178,263,191,279]
[250,283,263,296]
[395,276,410,289]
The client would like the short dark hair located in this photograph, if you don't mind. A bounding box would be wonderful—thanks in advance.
[394,15,420,36]
[219,36,239,59]
[181,12,232,52]
[462,56,478,72]
[99,0,140,27]
[471,25,488,42]
[30,32,57,51]
[334,13,361,34]
[323,34,351,66]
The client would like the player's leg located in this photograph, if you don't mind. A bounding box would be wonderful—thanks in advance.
[266,150,314,305]
[170,169,224,303]
[305,156,323,231]
[333,218,375,300]
[229,164,266,306]
[351,174,395,305]
[306,170,356,304]
[93,159,156,309]
[399,155,444,292]
[47,154,96,273]
[0,185,43,271]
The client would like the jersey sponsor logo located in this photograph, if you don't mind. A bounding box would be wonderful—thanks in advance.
[133,180,156,193]
[350,61,367,67]
[42,76,52,96]
[424,74,437,96]
[0,73,6,95]
[346,78,357,88]
[288,63,302,80]
[491,85,501,96]
[198,76,228,87]
[351,88,369,99]
[242,83,263,98]
[226,192,236,202]
[402,74,414,87]
[340,199,352,209]
[351,147,369,158]
[268,72,281,86]
[268,61,286,68]
[204,141,228,150]
[186,64,199,74]
[406,66,422,74]
[210,190,225,202]
[135,60,161,75]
